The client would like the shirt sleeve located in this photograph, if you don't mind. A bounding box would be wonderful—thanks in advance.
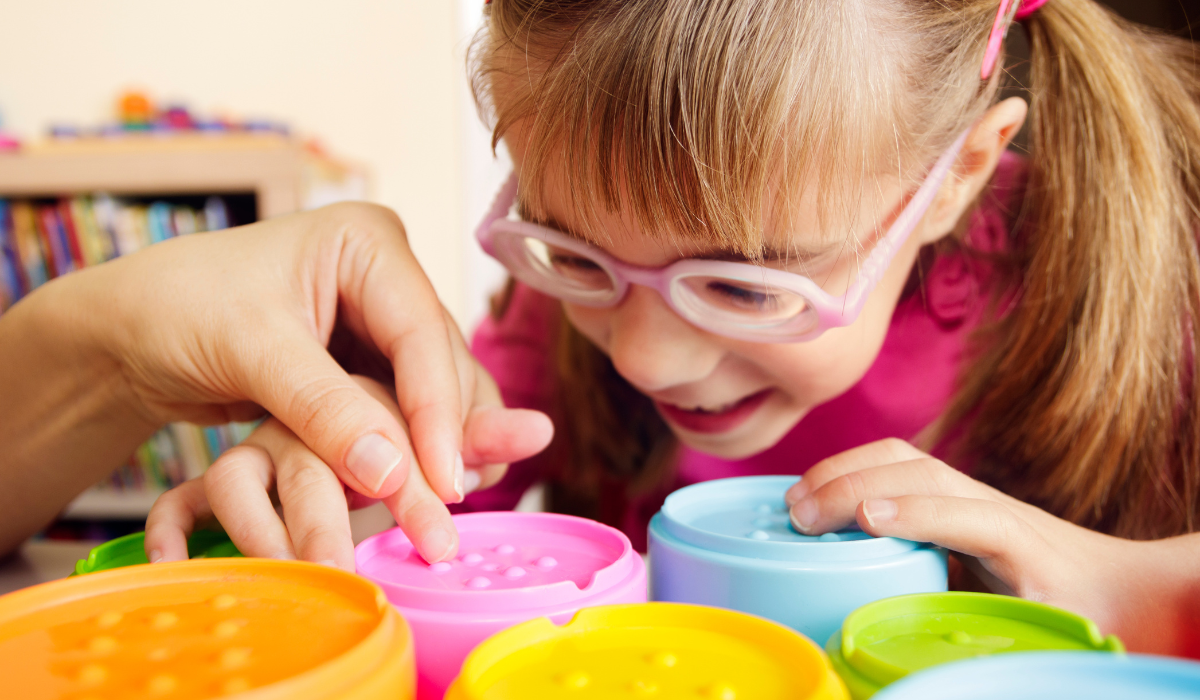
[451,282,561,513]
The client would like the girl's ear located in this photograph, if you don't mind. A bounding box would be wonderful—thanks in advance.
[919,97,1029,243]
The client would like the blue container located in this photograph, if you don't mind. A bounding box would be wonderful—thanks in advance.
[873,651,1200,700]
[648,475,948,645]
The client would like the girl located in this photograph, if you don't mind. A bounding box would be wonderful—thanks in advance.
[148,0,1200,655]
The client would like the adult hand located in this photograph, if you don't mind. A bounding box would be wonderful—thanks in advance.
[784,439,1200,656]
[0,202,550,555]
[145,375,551,568]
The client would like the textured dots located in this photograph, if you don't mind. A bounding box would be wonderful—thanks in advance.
[535,556,558,570]
[220,647,253,670]
[649,651,678,668]
[78,663,107,686]
[152,611,178,630]
[558,671,590,689]
[503,566,527,579]
[213,620,244,639]
[148,648,171,662]
[466,576,492,589]
[222,677,252,695]
[947,630,973,645]
[429,561,453,573]
[495,544,515,555]
[702,683,737,700]
[95,611,122,629]
[818,533,841,542]
[755,504,772,514]
[211,594,237,610]
[147,674,177,695]
[631,679,659,695]
[748,530,770,541]
[462,553,484,566]
[88,636,118,654]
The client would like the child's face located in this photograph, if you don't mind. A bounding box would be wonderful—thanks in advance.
[507,133,938,460]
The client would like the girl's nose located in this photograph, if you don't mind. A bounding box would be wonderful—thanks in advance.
[606,285,725,393]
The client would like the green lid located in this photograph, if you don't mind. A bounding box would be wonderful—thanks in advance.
[72,529,242,576]
[827,592,1124,699]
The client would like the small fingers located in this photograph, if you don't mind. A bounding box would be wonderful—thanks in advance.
[789,457,982,535]
[382,463,458,563]
[856,494,1049,594]
[145,479,211,563]
[203,443,296,560]
[785,438,927,505]
[268,432,356,571]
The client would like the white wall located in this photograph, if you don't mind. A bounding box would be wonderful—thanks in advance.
[0,0,508,327]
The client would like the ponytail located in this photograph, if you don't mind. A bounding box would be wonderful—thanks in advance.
[944,0,1200,539]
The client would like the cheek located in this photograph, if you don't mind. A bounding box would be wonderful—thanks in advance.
[561,303,612,351]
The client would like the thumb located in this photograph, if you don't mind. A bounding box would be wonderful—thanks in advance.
[244,321,413,498]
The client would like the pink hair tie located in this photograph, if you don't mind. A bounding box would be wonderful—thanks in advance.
[981,0,1049,80]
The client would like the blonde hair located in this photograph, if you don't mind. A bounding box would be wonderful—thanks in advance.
[472,0,1200,539]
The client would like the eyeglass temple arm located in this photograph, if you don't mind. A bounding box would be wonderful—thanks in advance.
[842,131,969,313]
[475,173,521,255]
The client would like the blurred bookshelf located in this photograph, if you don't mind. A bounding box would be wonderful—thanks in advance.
[0,130,368,536]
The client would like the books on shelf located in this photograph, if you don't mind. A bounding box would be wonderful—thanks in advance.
[1,193,252,518]
[0,194,231,311]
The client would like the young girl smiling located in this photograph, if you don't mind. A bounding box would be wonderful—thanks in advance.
[149,0,1200,655]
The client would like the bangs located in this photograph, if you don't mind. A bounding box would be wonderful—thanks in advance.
[473,0,918,262]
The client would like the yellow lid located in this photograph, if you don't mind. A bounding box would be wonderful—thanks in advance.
[0,559,414,700]
[446,603,848,700]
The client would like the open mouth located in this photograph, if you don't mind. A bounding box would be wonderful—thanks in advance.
[654,389,773,435]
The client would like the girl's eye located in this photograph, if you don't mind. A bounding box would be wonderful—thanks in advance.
[549,252,603,272]
[677,275,809,321]
[703,281,780,311]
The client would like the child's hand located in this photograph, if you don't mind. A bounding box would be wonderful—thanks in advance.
[145,374,553,569]
[784,439,1200,655]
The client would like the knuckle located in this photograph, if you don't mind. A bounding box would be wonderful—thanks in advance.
[830,470,871,504]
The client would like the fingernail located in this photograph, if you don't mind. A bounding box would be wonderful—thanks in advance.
[785,479,810,506]
[316,559,339,568]
[463,468,482,495]
[149,549,163,564]
[453,452,465,502]
[346,434,402,495]
[863,499,898,529]
[420,527,457,563]
[272,551,297,560]
[790,498,818,534]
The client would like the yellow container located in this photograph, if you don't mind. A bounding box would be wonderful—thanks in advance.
[0,558,415,700]
[446,602,849,700]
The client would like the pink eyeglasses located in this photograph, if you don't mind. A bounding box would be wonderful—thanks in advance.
[476,131,967,343]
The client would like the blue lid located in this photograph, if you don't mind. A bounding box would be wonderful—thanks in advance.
[873,651,1200,700]
[658,476,926,562]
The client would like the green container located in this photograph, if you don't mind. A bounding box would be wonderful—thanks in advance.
[827,592,1124,699]
[72,529,242,576]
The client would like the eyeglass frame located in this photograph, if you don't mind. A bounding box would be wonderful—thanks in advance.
[475,130,968,343]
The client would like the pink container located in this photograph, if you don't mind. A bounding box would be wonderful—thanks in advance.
[354,512,647,700]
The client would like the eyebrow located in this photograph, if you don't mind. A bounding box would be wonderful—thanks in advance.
[523,207,838,265]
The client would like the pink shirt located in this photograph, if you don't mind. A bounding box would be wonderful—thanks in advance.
[454,153,1026,546]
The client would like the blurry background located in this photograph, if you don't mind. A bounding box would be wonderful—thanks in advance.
[0,0,509,331]
[0,0,1193,542]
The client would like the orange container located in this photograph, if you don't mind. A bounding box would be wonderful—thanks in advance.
[0,559,415,700]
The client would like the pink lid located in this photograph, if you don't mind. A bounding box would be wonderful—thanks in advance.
[355,512,642,615]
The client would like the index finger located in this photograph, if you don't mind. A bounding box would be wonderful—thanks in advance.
[329,204,466,505]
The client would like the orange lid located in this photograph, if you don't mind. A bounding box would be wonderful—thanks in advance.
[0,559,414,700]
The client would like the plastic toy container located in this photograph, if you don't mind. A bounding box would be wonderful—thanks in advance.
[355,511,646,700]
[649,476,947,644]
[872,651,1200,700]
[445,602,849,700]
[827,592,1125,699]
[73,529,242,575]
[0,558,415,699]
